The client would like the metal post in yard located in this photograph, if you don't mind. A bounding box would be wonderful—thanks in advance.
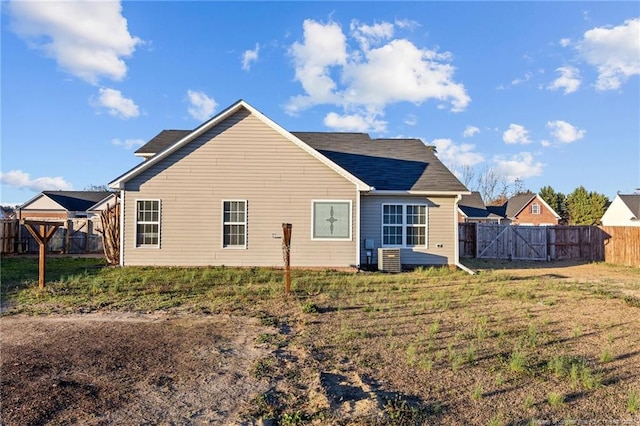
[282,223,292,295]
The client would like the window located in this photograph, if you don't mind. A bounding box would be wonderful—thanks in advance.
[382,204,427,247]
[136,200,160,247]
[223,201,247,248]
[312,201,352,240]
[531,203,540,214]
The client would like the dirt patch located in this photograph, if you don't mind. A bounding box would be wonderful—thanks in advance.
[1,313,273,425]
[2,262,639,425]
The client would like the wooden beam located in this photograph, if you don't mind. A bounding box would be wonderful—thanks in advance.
[282,223,292,295]
[21,220,63,289]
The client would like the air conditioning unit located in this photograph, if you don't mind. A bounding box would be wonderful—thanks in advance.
[378,248,401,273]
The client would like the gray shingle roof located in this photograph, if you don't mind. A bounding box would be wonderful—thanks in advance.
[458,191,503,219]
[134,130,191,156]
[39,191,114,211]
[620,194,640,218]
[292,132,468,192]
[503,193,537,218]
[132,128,468,193]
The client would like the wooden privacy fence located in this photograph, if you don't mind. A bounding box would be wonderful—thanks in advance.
[5,218,104,255]
[1,219,19,254]
[599,226,640,267]
[459,223,640,266]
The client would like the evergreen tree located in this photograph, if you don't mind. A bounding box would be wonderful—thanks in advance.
[539,185,567,222]
[566,186,609,225]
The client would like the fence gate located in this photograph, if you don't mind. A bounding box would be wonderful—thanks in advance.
[476,224,548,261]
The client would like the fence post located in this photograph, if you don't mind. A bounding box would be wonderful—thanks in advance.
[282,223,292,295]
[65,219,72,254]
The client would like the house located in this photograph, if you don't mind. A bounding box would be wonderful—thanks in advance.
[458,192,503,223]
[87,193,119,215]
[18,191,114,221]
[17,191,115,253]
[495,193,561,226]
[601,194,640,226]
[108,99,470,269]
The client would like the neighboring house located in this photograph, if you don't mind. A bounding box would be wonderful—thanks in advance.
[601,194,640,226]
[87,193,120,215]
[18,191,114,221]
[458,192,503,223]
[496,193,561,226]
[108,99,470,269]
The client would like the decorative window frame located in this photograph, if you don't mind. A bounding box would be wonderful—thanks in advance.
[135,199,161,248]
[531,203,541,215]
[381,203,429,248]
[222,200,248,249]
[311,200,353,241]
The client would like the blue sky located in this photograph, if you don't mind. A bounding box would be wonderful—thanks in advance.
[2,1,639,205]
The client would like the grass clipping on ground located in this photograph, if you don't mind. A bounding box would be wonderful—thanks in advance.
[1,258,640,425]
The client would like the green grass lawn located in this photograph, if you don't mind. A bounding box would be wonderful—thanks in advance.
[2,256,639,424]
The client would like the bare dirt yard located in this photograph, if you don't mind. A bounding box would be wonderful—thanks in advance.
[1,261,639,425]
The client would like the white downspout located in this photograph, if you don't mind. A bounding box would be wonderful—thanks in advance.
[355,188,361,269]
[454,194,475,275]
[119,189,125,266]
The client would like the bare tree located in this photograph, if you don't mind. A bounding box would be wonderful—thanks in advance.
[477,166,501,204]
[459,165,476,189]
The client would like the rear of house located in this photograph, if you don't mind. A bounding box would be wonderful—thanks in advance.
[110,100,469,269]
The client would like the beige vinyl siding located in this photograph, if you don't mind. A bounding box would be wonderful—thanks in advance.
[360,195,457,266]
[22,196,64,211]
[122,108,357,267]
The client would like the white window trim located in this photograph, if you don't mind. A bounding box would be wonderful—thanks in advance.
[381,203,429,248]
[221,200,248,249]
[135,199,161,248]
[311,200,353,241]
[531,203,541,214]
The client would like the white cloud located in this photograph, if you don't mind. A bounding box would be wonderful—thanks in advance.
[541,140,552,147]
[350,20,394,51]
[395,18,419,30]
[559,38,572,47]
[403,114,417,126]
[511,72,532,86]
[577,18,640,91]
[432,138,485,169]
[323,111,387,133]
[97,88,139,119]
[287,20,347,113]
[547,66,581,94]
[502,124,531,144]
[111,138,145,150]
[242,43,260,71]
[0,170,73,192]
[186,90,217,121]
[8,0,141,84]
[286,19,470,131]
[462,125,480,138]
[493,152,544,182]
[546,120,586,143]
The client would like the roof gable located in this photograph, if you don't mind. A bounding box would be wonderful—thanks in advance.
[503,193,561,219]
[21,191,114,212]
[109,100,371,191]
[619,194,640,219]
[504,193,537,218]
